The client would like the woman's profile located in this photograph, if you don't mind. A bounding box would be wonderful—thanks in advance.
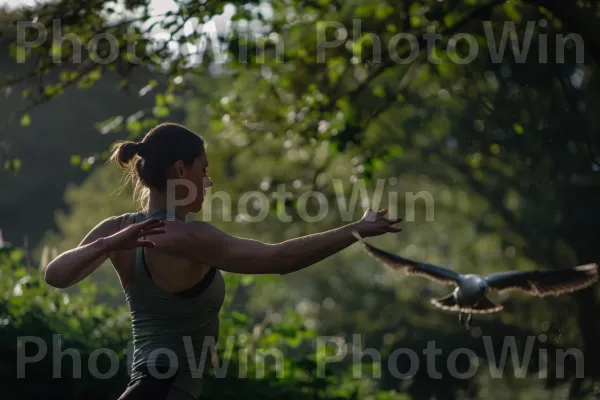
[44,122,402,400]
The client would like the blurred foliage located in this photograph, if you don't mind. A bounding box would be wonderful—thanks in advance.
[3,247,418,399]
[2,0,600,398]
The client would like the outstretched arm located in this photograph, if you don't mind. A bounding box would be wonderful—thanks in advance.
[179,208,402,275]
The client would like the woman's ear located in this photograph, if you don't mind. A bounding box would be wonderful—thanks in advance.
[173,160,185,177]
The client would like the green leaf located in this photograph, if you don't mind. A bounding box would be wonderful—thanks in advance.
[327,57,346,84]
[281,327,298,339]
[279,76,291,89]
[355,5,374,18]
[231,311,249,325]
[443,12,461,28]
[70,155,82,166]
[375,4,394,20]
[466,152,482,168]
[78,69,102,89]
[504,2,522,23]
[10,249,25,262]
[210,119,224,132]
[410,16,421,28]
[4,158,22,174]
[51,42,63,59]
[437,61,456,79]
[513,123,524,135]
[372,158,383,170]
[89,68,102,81]
[153,105,169,118]
[60,70,78,82]
[44,83,64,97]
[9,43,28,62]
[372,85,385,98]
[20,114,31,127]
[127,119,143,135]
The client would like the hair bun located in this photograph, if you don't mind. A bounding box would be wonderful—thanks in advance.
[135,142,146,157]
[118,141,142,164]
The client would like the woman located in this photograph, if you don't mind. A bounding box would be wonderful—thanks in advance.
[44,122,402,399]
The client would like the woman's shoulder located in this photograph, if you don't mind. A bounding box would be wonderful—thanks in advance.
[178,220,230,242]
[90,212,143,236]
[147,219,227,256]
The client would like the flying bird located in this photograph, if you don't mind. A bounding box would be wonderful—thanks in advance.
[352,232,599,329]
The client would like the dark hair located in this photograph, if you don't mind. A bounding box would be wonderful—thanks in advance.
[110,122,206,210]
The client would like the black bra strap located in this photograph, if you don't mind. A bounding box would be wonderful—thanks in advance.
[139,239,217,299]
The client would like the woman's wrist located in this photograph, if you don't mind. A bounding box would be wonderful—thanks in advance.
[92,237,111,255]
[348,220,369,238]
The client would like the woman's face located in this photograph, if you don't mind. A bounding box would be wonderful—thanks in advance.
[191,155,212,210]
[172,154,212,212]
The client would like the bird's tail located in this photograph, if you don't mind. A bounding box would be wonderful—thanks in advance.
[431,294,503,314]
[472,297,504,314]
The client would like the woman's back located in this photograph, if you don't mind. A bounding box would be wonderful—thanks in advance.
[114,212,214,293]
[119,211,225,377]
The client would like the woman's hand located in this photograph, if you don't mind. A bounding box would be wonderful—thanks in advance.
[356,208,402,238]
[101,218,167,252]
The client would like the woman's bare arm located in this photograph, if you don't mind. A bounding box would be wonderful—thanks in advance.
[179,208,402,275]
[45,217,166,288]
[44,217,121,288]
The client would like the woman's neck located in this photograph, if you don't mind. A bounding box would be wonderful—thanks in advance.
[147,192,188,221]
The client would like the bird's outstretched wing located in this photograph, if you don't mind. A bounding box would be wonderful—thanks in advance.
[431,293,504,314]
[352,231,461,286]
[485,263,599,296]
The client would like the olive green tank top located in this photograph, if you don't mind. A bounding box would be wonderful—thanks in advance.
[124,211,226,396]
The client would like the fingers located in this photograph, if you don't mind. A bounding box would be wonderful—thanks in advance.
[139,218,160,227]
[137,239,157,248]
[365,208,376,221]
[385,214,403,233]
[138,219,166,229]
[148,220,167,229]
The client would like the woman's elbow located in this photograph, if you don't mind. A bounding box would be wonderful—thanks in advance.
[259,244,298,274]
[43,265,70,289]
